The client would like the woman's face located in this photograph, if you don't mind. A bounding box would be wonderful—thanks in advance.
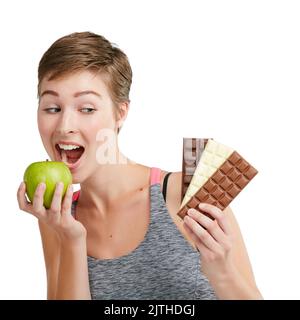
[37,70,122,183]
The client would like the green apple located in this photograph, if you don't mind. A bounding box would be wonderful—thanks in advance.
[23,161,72,209]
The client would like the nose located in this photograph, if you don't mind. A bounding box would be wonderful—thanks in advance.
[55,109,78,135]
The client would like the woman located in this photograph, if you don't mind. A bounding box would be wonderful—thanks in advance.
[17,31,263,300]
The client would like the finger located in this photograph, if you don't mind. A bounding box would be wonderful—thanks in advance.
[187,208,227,244]
[183,221,212,256]
[61,184,73,218]
[49,182,64,213]
[198,203,231,235]
[32,183,47,218]
[17,182,32,213]
[183,215,221,252]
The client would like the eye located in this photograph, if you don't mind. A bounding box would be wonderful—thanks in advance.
[80,107,96,113]
[44,107,61,113]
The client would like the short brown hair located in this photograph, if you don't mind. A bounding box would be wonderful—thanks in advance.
[38,31,132,134]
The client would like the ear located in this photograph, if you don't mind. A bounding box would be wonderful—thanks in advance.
[116,101,130,128]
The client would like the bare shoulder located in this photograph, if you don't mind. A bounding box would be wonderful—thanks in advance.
[158,170,182,211]
[159,171,197,250]
[159,170,182,206]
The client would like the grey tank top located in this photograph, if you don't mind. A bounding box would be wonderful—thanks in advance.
[71,168,217,300]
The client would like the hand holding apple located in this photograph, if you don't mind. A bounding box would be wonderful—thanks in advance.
[17,160,86,241]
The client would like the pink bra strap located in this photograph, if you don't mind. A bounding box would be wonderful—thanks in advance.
[150,167,161,186]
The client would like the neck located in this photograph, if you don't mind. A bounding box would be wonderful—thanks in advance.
[78,154,150,216]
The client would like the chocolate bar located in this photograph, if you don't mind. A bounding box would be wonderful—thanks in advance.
[177,151,258,220]
[180,139,233,209]
[181,138,209,202]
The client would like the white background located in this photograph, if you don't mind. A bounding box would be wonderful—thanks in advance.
[0,0,299,299]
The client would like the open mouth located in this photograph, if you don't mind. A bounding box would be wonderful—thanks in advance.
[55,144,85,166]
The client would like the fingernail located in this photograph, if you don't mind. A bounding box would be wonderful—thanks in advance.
[187,209,193,215]
[199,203,205,209]
[39,182,46,190]
[184,215,190,221]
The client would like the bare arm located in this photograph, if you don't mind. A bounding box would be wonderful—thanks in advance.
[56,235,91,300]
[38,220,60,300]
[38,221,91,300]
[221,206,260,293]
[18,182,91,300]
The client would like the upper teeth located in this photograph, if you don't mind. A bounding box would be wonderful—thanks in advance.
[58,144,81,150]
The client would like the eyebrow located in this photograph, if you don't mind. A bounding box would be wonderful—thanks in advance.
[40,90,102,98]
